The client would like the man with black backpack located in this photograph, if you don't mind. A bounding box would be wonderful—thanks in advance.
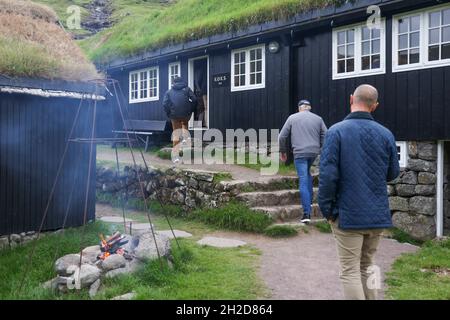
[163,76,198,163]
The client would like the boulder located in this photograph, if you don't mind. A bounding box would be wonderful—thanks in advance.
[389,197,409,212]
[417,142,437,161]
[395,184,416,197]
[409,196,436,216]
[387,185,396,196]
[134,232,170,262]
[415,185,436,196]
[81,245,101,263]
[408,141,418,159]
[397,171,418,185]
[89,279,101,298]
[100,254,126,272]
[418,172,436,185]
[10,234,21,243]
[104,267,128,279]
[0,236,9,250]
[408,159,436,173]
[111,292,135,300]
[78,264,101,288]
[392,212,436,241]
[55,254,87,276]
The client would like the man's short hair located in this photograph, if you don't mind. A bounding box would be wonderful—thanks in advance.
[353,84,378,108]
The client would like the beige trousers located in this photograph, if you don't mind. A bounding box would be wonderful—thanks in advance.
[330,219,385,300]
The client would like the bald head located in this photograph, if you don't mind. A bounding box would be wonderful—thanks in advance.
[352,84,379,110]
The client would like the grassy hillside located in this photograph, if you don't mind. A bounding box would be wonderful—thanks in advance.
[79,0,342,64]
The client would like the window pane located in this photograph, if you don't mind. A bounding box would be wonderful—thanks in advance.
[444,9,450,25]
[234,53,240,63]
[410,32,420,47]
[429,28,440,44]
[338,60,345,73]
[429,45,440,61]
[362,27,370,40]
[250,50,255,61]
[399,18,409,34]
[399,34,408,49]
[256,48,262,60]
[347,30,354,43]
[256,73,262,84]
[347,59,354,72]
[240,75,245,85]
[250,61,255,73]
[442,43,450,59]
[372,55,381,69]
[338,45,345,59]
[337,31,346,45]
[362,42,370,55]
[240,52,246,61]
[410,48,420,64]
[256,60,262,71]
[234,76,240,87]
[372,28,381,39]
[398,50,408,65]
[347,44,354,58]
[372,39,380,54]
[411,15,421,31]
[362,56,371,70]
[234,64,239,75]
[250,73,255,85]
[430,11,441,28]
[443,26,450,43]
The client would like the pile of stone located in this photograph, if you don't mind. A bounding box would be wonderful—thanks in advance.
[43,231,170,297]
[0,232,39,250]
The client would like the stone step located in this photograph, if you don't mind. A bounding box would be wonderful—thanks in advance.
[237,188,318,207]
[221,174,319,193]
[273,219,327,227]
[251,204,322,222]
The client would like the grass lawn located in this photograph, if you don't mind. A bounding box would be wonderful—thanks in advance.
[386,238,450,300]
[0,208,265,300]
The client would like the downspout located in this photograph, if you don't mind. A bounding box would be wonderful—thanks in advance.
[436,141,444,238]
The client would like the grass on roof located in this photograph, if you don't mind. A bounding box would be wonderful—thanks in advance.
[80,0,345,64]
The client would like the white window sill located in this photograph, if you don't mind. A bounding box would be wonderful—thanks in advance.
[332,68,386,80]
[231,84,265,92]
[392,60,450,73]
[129,97,159,104]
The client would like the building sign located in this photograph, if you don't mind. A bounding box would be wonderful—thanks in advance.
[212,73,230,88]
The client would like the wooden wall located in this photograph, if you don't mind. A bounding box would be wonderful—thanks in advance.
[0,93,96,235]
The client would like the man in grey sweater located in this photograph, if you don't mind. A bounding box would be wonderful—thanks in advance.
[279,100,328,223]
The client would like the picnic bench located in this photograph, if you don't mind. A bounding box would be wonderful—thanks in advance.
[113,120,171,152]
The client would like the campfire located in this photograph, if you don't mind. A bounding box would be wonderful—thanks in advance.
[98,231,130,260]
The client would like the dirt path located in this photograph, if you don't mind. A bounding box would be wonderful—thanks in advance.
[97,146,295,181]
[208,230,419,300]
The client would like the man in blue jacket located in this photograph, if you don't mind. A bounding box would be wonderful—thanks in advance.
[318,84,400,300]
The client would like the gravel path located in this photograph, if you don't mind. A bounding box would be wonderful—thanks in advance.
[208,230,419,300]
[97,146,295,181]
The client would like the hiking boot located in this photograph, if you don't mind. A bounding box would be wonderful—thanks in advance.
[301,214,311,224]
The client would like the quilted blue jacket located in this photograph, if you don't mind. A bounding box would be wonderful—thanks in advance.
[318,112,400,230]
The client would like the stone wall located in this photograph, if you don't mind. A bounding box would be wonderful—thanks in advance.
[389,141,437,240]
[0,231,40,250]
[97,165,234,213]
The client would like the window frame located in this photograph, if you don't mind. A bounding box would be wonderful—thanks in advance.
[332,20,386,80]
[396,141,409,169]
[392,3,450,73]
[231,44,266,92]
[168,62,181,89]
[129,66,159,104]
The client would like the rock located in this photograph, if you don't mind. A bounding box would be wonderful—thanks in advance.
[408,159,436,173]
[127,259,144,273]
[408,141,418,159]
[42,277,59,291]
[172,188,185,205]
[89,279,101,298]
[78,264,101,288]
[0,236,9,250]
[415,185,436,196]
[55,254,87,276]
[395,184,416,197]
[187,177,198,189]
[134,232,170,262]
[409,196,436,216]
[197,236,247,248]
[26,231,35,236]
[417,142,437,160]
[389,197,409,212]
[104,267,128,279]
[99,216,133,223]
[157,230,193,239]
[418,172,436,185]
[175,178,185,186]
[387,185,396,196]
[392,212,436,240]
[111,292,135,300]
[100,254,126,272]
[81,245,101,263]
[397,171,418,185]
[10,234,21,243]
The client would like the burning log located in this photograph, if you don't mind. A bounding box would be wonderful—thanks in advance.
[98,232,129,260]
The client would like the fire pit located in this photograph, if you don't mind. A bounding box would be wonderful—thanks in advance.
[44,230,170,297]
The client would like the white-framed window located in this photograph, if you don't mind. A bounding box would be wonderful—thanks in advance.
[231,44,265,91]
[393,3,450,72]
[129,66,159,103]
[396,141,409,168]
[168,62,181,88]
[332,20,386,80]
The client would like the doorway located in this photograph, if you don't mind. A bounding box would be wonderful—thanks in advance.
[188,56,209,129]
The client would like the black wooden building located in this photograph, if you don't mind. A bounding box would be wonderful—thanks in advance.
[0,77,102,235]
[103,0,450,239]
